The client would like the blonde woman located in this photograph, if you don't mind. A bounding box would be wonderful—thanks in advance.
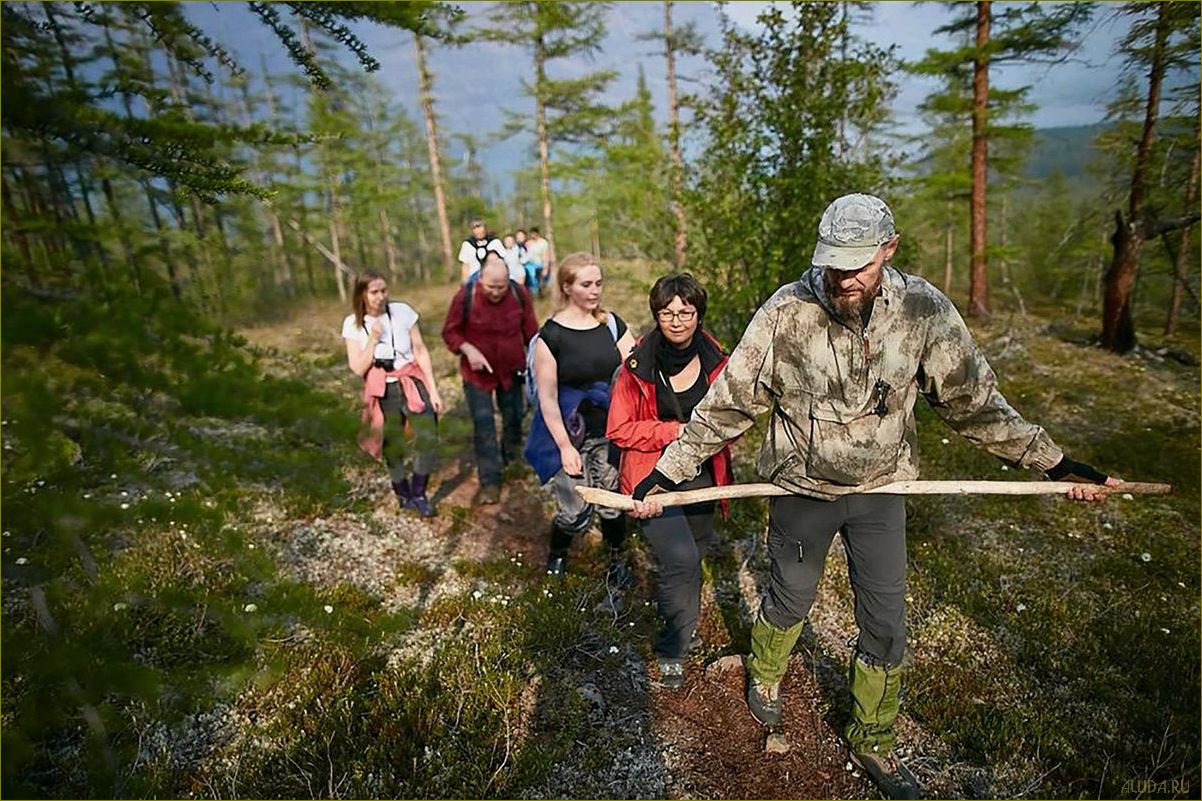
[523,253,637,578]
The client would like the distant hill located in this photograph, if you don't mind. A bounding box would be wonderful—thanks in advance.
[1023,123,1109,181]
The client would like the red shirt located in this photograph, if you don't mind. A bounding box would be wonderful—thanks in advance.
[441,282,538,391]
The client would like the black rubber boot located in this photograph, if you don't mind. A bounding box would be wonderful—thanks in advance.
[546,524,572,580]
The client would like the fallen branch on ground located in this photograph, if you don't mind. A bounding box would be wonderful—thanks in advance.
[575,480,1172,511]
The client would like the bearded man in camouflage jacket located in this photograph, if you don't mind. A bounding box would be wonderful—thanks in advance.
[632,193,1117,799]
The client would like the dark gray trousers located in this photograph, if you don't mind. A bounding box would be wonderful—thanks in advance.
[761,493,907,668]
[640,467,716,659]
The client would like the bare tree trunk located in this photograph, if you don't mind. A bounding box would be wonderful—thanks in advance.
[998,194,1027,315]
[534,27,557,280]
[590,209,601,260]
[664,0,688,268]
[1165,136,1199,335]
[968,0,991,318]
[378,208,399,277]
[1103,4,1170,353]
[414,33,455,282]
[2,174,34,267]
[943,200,954,296]
[328,187,347,303]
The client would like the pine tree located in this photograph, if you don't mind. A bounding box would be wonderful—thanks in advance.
[688,1,897,338]
[1100,1,1200,352]
[485,0,616,276]
[909,1,1092,318]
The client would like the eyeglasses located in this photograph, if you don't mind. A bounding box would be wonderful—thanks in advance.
[656,309,697,323]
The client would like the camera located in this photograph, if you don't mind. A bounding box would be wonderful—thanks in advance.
[372,358,396,371]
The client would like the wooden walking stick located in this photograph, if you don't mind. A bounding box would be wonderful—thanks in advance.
[575,480,1172,512]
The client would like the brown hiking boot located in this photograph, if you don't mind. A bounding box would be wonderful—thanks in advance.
[850,749,921,799]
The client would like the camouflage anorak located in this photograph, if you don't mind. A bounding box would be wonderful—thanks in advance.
[656,266,1063,499]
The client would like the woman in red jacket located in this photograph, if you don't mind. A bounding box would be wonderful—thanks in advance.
[606,273,733,688]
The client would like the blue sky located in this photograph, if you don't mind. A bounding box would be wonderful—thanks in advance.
[188,1,1144,188]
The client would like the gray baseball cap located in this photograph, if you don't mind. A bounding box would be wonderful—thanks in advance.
[811,193,896,270]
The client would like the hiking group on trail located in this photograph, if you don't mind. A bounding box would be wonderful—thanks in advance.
[342,196,1119,799]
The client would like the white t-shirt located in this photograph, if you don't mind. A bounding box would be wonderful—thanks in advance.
[499,245,524,282]
[459,237,518,282]
[525,237,548,267]
[341,302,419,382]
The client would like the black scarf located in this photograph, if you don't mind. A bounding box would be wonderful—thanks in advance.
[655,329,701,376]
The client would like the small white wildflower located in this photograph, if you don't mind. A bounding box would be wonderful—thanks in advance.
[15,557,28,565]
[1000,465,1009,471]
[247,543,256,550]
[36,480,45,487]
[120,503,130,510]
[1160,627,1171,635]
[629,621,635,627]
[83,493,91,499]
[1121,493,1134,501]
[120,490,128,497]
[1178,582,1186,589]
[472,590,483,600]
[1,531,8,537]
[113,602,128,612]
[1140,552,1151,563]
[608,646,619,654]
[243,603,258,613]
[501,598,509,607]
[940,438,950,445]
[180,532,188,539]
[110,473,117,479]
[323,605,334,614]
[1016,603,1027,612]
[1102,522,1113,530]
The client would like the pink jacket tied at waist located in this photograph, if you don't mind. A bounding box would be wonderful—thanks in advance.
[359,361,428,460]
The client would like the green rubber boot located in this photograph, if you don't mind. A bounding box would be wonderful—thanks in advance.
[844,653,903,757]
[745,612,804,727]
[747,612,805,686]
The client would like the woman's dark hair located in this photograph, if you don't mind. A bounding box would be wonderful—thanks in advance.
[352,270,387,329]
[649,273,707,319]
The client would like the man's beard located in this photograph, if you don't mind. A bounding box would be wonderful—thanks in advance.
[825,272,883,325]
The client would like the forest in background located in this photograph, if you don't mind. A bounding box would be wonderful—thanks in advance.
[1,1,1198,345]
[2,2,1200,799]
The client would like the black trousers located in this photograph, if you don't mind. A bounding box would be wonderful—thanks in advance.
[761,493,907,667]
[639,466,716,659]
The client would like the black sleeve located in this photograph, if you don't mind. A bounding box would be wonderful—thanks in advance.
[539,321,560,361]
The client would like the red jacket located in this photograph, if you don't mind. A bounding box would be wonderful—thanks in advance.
[606,329,734,514]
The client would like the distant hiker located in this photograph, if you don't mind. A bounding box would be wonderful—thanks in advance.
[442,253,538,506]
[515,229,541,294]
[525,227,551,291]
[630,194,1118,799]
[606,274,733,688]
[524,253,637,580]
[500,233,526,283]
[458,218,502,284]
[343,271,446,517]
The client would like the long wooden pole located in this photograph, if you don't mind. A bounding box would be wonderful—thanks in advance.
[576,481,1172,512]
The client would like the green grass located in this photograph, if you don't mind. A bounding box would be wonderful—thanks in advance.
[3,269,1198,799]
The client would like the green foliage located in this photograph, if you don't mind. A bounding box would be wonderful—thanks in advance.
[686,2,898,339]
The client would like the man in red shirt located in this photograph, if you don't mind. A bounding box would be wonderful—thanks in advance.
[442,254,539,505]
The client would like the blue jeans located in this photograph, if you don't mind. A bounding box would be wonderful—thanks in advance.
[463,377,525,487]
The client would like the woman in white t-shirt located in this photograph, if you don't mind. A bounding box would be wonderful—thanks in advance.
[343,271,445,516]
